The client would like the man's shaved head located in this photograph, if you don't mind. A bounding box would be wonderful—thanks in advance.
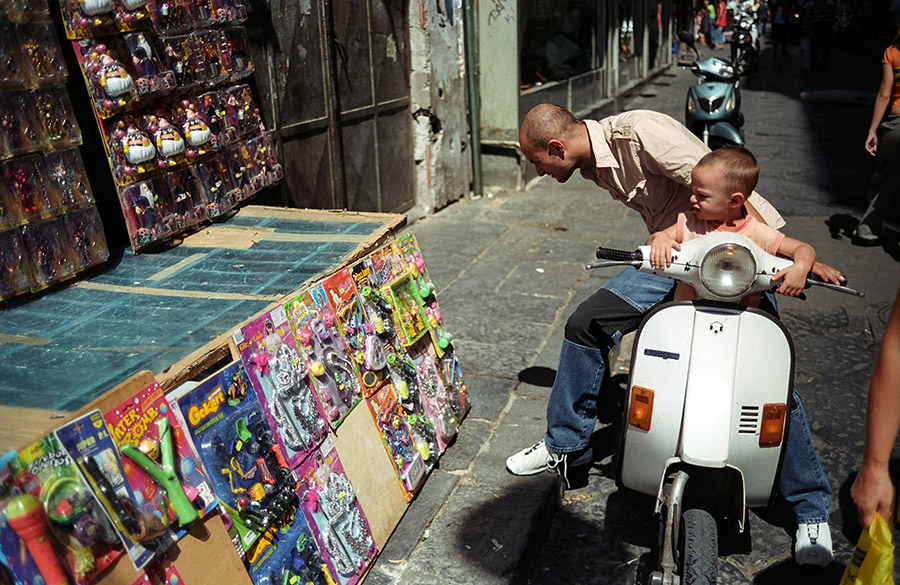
[520,103,580,150]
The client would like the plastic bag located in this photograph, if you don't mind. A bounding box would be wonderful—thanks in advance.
[840,513,895,585]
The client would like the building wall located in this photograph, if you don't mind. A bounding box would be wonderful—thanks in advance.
[408,0,472,216]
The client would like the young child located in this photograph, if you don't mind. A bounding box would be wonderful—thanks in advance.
[649,145,815,304]
[648,145,834,567]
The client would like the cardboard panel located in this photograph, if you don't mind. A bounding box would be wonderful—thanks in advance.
[331,401,409,549]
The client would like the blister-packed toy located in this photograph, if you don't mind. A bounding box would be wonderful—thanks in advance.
[3,0,51,22]
[412,350,458,453]
[174,100,215,155]
[222,26,253,78]
[111,0,153,29]
[2,154,60,221]
[45,148,95,210]
[64,205,109,270]
[367,383,427,500]
[248,132,282,187]
[438,351,470,423]
[55,410,159,571]
[192,29,229,83]
[76,42,135,115]
[109,117,157,179]
[33,88,82,150]
[21,217,78,289]
[157,34,196,87]
[296,439,376,585]
[156,167,202,229]
[212,0,246,23]
[17,22,68,88]
[0,471,47,585]
[245,498,332,585]
[287,290,364,428]
[148,115,185,162]
[0,24,27,89]
[7,433,123,585]
[102,382,215,536]
[235,305,330,467]
[149,0,192,32]
[0,91,44,156]
[224,142,257,197]
[61,0,118,39]
[0,227,34,300]
[0,179,24,228]
[175,361,297,557]
[188,0,216,27]
[198,89,237,146]
[120,32,175,96]
[224,83,262,137]
[190,152,238,217]
[120,179,167,248]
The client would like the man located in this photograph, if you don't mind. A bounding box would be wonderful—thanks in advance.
[509,103,844,566]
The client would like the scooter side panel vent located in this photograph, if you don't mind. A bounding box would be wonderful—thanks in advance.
[738,405,760,434]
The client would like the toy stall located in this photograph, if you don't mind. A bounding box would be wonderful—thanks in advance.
[0,217,470,585]
[0,0,471,583]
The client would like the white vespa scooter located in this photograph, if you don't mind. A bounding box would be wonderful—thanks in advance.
[585,232,862,585]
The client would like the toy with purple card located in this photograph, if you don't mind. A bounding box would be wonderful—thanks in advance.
[288,288,363,428]
[0,458,47,585]
[296,438,376,585]
[235,305,330,468]
[367,383,426,500]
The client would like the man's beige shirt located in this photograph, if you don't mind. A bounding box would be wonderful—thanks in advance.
[580,110,785,234]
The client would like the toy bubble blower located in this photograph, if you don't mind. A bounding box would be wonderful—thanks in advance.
[5,494,70,585]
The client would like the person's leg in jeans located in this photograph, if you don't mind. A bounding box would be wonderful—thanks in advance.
[857,115,900,241]
[506,268,674,478]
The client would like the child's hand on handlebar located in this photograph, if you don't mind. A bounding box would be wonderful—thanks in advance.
[648,231,680,269]
[811,261,845,285]
[773,264,809,297]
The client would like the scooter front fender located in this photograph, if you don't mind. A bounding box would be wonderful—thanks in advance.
[708,121,744,146]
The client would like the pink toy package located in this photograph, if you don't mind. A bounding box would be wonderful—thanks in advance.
[295,438,376,585]
[103,382,215,536]
[412,350,459,455]
[287,288,363,429]
[234,304,329,468]
[366,383,426,500]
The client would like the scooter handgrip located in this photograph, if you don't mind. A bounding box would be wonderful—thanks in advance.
[595,247,643,262]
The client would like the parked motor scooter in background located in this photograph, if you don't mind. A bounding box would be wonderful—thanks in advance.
[730,9,759,74]
[585,232,863,585]
[678,31,744,149]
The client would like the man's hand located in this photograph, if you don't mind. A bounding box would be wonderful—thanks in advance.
[811,261,845,284]
[852,463,895,529]
[648,231,680,269]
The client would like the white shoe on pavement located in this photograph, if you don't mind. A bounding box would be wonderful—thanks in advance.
[505,440,592,488]
[794,521,833,567]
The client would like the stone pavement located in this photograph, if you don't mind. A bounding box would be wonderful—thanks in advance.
[365,35,900,585]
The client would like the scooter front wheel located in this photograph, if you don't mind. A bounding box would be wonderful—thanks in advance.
[679,509,718,585]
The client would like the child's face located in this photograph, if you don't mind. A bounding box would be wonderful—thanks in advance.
[690,165,738,221]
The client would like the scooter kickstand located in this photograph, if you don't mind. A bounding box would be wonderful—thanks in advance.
[650,470,690,585]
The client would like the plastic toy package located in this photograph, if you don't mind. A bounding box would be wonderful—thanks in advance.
[366,383,426,500]
[54,410,159,570]
[33,88,83,150]
[235,305,330,467]
[111,0,153,30]
[21,217,79,290]
[222,26,253,78]
[0,458,46,585]
[197,89,238,147]
[0,227,34,299]
[244,496,332,585]
[102,382,216,542]
[17,21,68,88]
[76,40,136,116]
[1,154,61,222]
[174,360,298,558]
[173,99,216,156]
[248,132,282,187]
[0,23,27,89]
[120,179,169,249]
[0,91,45,157]
[108,116,158,179]
[45,148,95,210]
[156,167,203,230]
[61,0,119,39]
[64,205,110,270]
[224,141,257,198]
[156,34,196,88]
[286,290,364,429]
[149,0,192,33]
[2,0,51,23]
[0,179,24,228]
[119,31,176,96]
[223,83,262,137]
[6,433,124,585]
[296,438,376,585]
[189,152,238,217]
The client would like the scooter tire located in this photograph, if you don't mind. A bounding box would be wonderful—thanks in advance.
[680,508,718,585]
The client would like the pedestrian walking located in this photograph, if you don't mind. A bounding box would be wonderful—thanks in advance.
[758,0,770,36]
[854,27,900,245]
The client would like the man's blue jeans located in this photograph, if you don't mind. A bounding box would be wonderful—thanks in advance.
[545,267,832,524]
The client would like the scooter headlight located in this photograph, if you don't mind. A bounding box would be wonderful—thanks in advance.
[698,243,757,298]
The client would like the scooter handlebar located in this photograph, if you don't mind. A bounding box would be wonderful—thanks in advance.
[804,273,865,297]
[595,246,643,262]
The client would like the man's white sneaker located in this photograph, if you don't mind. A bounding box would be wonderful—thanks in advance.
[505,440,592,488]
[794,522,833,567]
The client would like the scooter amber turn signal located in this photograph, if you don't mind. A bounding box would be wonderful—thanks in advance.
[759,403,786,447]
[628,386,654,431]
